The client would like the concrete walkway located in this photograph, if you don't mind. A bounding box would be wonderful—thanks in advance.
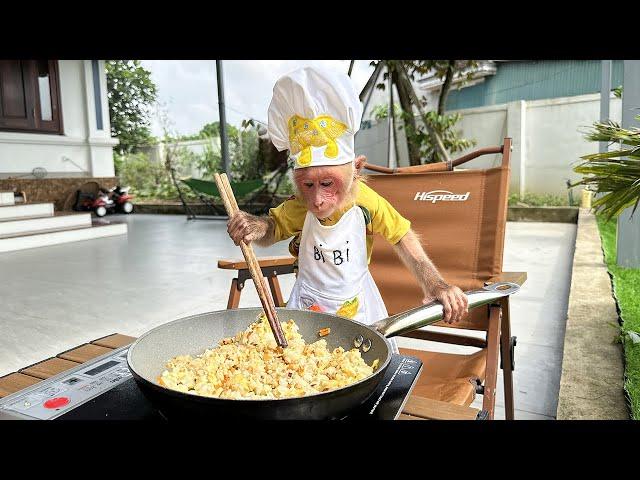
[0,215,577,419]
[556,210,628,419]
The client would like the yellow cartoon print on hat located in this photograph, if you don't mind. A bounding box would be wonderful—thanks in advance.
[336,296,359,319]
[288,114,348,167]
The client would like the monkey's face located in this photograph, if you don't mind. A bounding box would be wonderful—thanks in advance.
[293,164,354,220]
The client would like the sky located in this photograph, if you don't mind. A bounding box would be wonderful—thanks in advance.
[140,60,375,137]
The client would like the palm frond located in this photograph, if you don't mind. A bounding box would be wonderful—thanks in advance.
[579,118,640,147]
[580,148,640,162]
[573,119,640,220]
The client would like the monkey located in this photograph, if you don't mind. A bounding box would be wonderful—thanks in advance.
[227,154,468,324]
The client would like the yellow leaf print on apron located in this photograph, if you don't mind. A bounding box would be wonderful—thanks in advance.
[336,296,359,319]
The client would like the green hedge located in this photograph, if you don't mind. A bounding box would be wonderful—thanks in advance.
[597,216,640,419]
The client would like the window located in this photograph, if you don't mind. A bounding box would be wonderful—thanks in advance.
[0,60,63,134]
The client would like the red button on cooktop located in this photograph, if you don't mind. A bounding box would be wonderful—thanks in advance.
[43,397,70,409]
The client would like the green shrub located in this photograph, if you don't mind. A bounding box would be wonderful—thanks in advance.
[118,151,164,198]
[116,124,264,201]
[229,127,261,182]
[597,215,640,419]
[508,192,573,207]
[117,149,197,201]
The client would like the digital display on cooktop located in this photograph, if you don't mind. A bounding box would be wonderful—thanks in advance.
[83,360,119,376]
[62,377,81,385]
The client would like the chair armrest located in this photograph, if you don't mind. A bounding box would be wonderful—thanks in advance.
[401,395,481,420]
[485,271,527,287]
[218,255,296,270]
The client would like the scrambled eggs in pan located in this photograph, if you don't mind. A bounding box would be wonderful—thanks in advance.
[159,314,377,399]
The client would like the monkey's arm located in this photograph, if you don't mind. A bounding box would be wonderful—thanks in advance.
[392,229,449,296]
[391,229,468,323]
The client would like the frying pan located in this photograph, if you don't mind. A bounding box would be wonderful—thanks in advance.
[127,282,519,420]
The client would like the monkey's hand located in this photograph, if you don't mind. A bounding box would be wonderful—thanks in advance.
[227,211,270,246]
[422,284,469,324]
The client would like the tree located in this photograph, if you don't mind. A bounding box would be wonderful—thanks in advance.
[173,122,240,143]
[365,60,477,165]
[409,61,477,115]
[230,124,261,181]
[106,60,158,154]
[198,121,239,140]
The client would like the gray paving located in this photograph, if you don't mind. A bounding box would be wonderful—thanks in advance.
[556,210,627,419]
[0,215,576,420]
[398,221,577,419]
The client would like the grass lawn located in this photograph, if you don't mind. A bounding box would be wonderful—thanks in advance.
[597,216,640,419]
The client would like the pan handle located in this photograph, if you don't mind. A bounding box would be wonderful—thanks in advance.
[371,282,520,338]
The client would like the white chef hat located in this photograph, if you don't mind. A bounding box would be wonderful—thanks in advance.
[267,66,363,169]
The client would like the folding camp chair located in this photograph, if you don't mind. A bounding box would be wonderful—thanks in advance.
[218,138,525,419]
[363,137,525,419]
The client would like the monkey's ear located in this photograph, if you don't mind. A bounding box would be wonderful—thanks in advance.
[354,155,366,171]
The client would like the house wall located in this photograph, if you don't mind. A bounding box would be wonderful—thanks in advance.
[446,60,624,110]
[0,60,118,179]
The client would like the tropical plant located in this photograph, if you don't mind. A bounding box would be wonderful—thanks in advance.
[371,103,401,121]
[613,85,623,98]
[572,116,640,219]
[402,110,476,161]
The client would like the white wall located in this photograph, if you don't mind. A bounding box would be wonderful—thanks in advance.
[525,95,622,196]
[141,137,221,178]
[358,92,622,197]
[0,60,118,178]
[452,93,622,197]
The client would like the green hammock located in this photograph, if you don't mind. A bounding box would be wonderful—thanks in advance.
[180,177,264,198]
[176,165,289,219]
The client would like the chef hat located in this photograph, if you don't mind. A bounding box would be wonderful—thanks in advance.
[267,66,363,169]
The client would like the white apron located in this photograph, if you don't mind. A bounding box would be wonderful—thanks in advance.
[287,204,398,353]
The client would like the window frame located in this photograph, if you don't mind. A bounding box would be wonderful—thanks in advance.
[0,60,64,135]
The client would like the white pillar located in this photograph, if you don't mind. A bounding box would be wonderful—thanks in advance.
[507,100,527,197]
[82,60,116,178]
[600,60,611,153]
[616,61,640,268]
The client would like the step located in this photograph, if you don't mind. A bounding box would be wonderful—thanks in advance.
[0,203,54,220]
[0,212,92,237]
[0,222,128,253]
[0,192,14,206]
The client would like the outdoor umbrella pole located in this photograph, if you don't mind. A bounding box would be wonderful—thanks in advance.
[216,60,230,174]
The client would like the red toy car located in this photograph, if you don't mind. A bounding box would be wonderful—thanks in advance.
[75,185,134,217]
[108,185,135,214]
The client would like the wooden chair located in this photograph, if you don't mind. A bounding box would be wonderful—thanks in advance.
[218,256,295,309]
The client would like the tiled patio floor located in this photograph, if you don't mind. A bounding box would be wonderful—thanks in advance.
[0,214,576,419]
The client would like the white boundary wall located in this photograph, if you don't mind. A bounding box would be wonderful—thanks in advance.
[356,93,622,197]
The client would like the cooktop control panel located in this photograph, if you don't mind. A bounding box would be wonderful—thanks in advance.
[0,347,132,420]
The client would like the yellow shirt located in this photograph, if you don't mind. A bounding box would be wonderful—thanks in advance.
[268,182,411,263]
